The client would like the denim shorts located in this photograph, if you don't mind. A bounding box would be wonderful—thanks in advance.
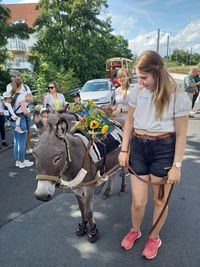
[129,134,176,178]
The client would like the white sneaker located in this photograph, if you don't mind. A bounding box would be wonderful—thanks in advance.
[15,160,20,167]
[23,160,34,167]
[26,148,33,154]
[18,161,26,168]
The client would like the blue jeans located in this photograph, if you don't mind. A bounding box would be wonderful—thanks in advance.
[11,116,27,161]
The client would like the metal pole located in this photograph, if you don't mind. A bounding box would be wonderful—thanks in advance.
[189,47,192,65]
[166,35,169,67]
[156,28,160,53]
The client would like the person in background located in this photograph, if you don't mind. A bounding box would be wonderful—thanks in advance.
[6,69,34,154]
[2,91,24,134]
[119,50,191,260]
[184,66,200,117]
[10,81,34,168]
[0,95,8,149]
[111,68,132,123]
[44,82,65,112]
[73,92,81,103]
[40,107,48,127]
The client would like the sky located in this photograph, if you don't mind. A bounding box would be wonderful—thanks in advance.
[2,0,200,55]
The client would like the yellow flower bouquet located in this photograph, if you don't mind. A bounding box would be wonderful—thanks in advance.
[72,100,113,140]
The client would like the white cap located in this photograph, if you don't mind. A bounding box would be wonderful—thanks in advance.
[40,107,47,113]
[2,92,11,98]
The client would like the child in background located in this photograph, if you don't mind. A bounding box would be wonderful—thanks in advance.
[40,107,48,126]
[2,92,24,134]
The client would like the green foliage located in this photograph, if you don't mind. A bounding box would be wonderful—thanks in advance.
[0,68,10,93]
[30,0,133,88]
[170,49,200,66]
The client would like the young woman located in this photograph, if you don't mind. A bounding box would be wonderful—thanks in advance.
[118,50,191,259]
[10,81,34,168]
[44,82,65,112]
[111,68,131,122]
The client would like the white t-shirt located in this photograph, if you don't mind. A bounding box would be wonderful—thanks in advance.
[129,86,191,132]
[115,86,132,121]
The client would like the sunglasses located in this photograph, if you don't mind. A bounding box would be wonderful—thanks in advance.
[48,86,55,89]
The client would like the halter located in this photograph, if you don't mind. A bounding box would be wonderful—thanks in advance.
[36,134,72,183]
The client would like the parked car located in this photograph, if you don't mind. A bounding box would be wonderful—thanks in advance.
[80,78,116,106]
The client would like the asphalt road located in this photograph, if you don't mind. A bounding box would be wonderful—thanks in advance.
[0,99,200,267]
[0,115,200,267]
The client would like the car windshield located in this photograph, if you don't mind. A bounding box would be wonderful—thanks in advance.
[81,81,108,92]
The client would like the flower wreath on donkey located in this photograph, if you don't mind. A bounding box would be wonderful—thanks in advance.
[70,100,123,177]
[70,100,116,141]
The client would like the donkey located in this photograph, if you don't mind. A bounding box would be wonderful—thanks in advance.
[34,113,122,243]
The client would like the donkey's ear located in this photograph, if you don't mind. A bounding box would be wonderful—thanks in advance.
[46,104,53,113]
[55,117,68,138]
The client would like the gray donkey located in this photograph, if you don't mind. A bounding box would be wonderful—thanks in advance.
[34,113,122,243]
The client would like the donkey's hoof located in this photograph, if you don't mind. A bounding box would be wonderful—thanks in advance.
[76,223,88,237]
[102,189,112,199]
[87,228,100,243]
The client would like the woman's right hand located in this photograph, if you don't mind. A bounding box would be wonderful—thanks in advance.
[118,151,129,167]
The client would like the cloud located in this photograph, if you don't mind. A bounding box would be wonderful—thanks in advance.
[19,0,39,2]
[128,18,200,56]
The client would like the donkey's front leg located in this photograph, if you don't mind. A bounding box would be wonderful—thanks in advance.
[84,186,100,243]
[73,188,88,237]
[119,168,127,196]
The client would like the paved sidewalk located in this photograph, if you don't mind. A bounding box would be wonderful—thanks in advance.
[0,124,37,153]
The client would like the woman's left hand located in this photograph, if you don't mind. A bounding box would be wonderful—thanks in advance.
[167,166,181,184]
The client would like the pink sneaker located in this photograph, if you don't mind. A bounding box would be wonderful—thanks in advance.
[142,237,162,259]
[121,229,141,250]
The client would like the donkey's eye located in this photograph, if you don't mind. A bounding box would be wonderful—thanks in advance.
[53,155,63,165]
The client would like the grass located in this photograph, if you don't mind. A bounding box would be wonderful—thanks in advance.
[167,66,193,74]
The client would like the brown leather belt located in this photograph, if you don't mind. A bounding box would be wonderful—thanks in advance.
[133,132,174,140]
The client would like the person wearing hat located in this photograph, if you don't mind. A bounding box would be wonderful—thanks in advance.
[40,107,48,127]
[6,80,34,168]
[6,69,34,154]
[73,92,81,103]
[2,91,24,134]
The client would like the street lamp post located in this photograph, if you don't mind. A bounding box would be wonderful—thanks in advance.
[156,28,160,53]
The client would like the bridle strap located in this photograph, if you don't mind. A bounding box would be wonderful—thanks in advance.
[36,174,58,182]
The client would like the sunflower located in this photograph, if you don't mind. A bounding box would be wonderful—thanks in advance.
[101,124,109,133]
[89,120,99,129]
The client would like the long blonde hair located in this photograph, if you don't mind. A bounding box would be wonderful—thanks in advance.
[136,50,176,120]
[117,68,130,99]
[11,81,18,97]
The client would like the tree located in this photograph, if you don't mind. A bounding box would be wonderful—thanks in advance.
[30,0,133,86]
[0,1,34,65]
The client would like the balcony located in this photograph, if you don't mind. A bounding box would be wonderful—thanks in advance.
[7,38,27,52]
[6,59,32,71]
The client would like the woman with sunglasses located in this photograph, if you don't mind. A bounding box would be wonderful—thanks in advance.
[44,82,65,112]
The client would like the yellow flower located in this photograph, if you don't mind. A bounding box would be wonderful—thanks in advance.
[101,125,109,133]
[88,100,94,107]
[90,120,99,129]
